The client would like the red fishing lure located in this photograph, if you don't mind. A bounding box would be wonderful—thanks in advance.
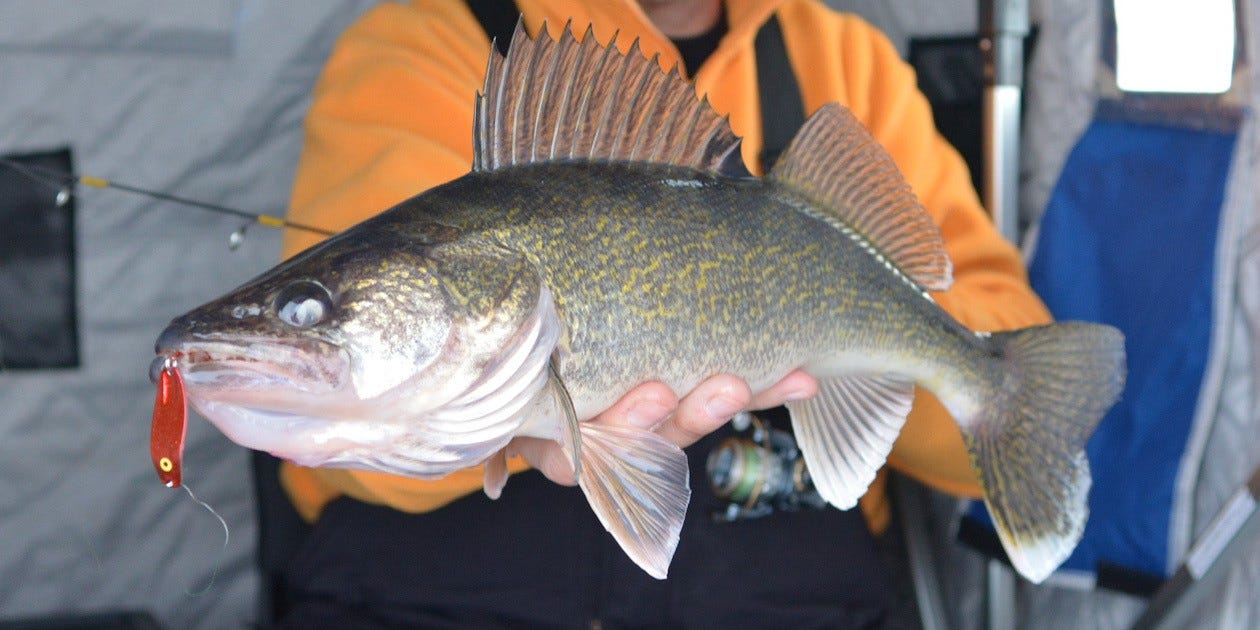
[151,361,187,488]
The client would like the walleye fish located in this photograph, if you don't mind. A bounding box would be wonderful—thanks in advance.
[153,23,1125,582]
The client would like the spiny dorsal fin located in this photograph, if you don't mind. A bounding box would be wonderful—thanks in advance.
[474,21,741,172]
[769,104,953,291]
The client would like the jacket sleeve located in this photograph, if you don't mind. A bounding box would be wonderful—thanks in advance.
[280,1,532,520]
[830,14,1052,498]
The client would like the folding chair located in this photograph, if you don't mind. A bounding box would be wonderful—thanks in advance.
[958,2,1260,628]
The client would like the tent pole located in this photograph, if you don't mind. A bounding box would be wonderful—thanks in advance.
[980,0,1029,244]
[1131,467,1260,630]
[979,1,1029,625]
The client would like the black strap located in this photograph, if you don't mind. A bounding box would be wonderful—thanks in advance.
[754,14,807,170]
[466,0,521,57]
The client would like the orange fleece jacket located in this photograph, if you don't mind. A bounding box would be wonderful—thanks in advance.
[281,0,1052,535]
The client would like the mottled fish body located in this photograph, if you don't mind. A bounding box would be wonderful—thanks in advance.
[402,162,982,419]
[154,23,1125,582]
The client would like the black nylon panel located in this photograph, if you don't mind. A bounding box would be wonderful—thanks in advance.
[0,148,79,370]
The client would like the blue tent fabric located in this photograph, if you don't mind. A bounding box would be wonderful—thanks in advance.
[969,117,1237,580]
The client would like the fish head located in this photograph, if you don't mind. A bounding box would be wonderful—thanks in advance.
[154,220,555,473]
[153,224,469,465]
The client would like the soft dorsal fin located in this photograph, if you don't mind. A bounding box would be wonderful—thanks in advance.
[769,104,953,291]
[474,21,742,172]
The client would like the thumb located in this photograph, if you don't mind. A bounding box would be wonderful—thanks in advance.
[508,436,577,486]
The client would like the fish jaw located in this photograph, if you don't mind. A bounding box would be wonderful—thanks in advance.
[152,333,479,470]
[187,398,397,467]
[154,333,351,401]
[153,330,364,462]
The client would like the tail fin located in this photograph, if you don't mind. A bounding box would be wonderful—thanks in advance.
[965,321,1126,583]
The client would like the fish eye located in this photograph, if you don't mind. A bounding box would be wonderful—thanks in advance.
[274,281,333,329]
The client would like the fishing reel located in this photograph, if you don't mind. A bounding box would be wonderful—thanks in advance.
[706,412,828,522]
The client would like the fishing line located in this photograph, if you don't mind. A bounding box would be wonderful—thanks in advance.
[179,482,231,597]
[0,157,336,238]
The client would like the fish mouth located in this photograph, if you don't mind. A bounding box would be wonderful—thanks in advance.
[188,397,481,475]
[153,333,350,400]
[188,397,401,466]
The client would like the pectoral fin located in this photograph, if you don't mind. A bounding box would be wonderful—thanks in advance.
[517,366,688,578]
[482,362,578,501]
[786,374,915,509]
[577,422,690,580]
[549,358,582,484]
[514,357,584,484]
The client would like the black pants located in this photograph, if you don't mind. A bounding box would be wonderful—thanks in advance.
[279,420,892,629]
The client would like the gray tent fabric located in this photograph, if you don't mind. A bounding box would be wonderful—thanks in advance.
[830,0,984,56]
[1018,0,1098,239]
[0,2,375,627]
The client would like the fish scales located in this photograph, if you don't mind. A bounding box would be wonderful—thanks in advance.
[390,161,986,418]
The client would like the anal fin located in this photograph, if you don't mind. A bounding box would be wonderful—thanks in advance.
[577,422,690,579]
[786,373,915,509]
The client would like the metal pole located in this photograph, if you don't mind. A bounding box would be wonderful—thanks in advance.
[979,3,1028,628]
[1130,467,1260,630]
[892,475,952,630]
[980,0,1029,244]
[984,560,1017,630]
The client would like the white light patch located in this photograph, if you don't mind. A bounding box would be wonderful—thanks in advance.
[1115,0,1234,94]
[231,304,262,319]
[663,178,703,188]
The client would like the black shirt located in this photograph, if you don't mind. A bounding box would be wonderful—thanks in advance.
[671,7,729,76]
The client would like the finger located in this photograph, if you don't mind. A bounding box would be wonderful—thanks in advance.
[747,369,818,410]
[512,383,681,488]
[654,374,752,448]
[589,381,679,431]
[508,436,576,486]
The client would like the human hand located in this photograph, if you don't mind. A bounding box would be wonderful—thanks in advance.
[508,370,819,486]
